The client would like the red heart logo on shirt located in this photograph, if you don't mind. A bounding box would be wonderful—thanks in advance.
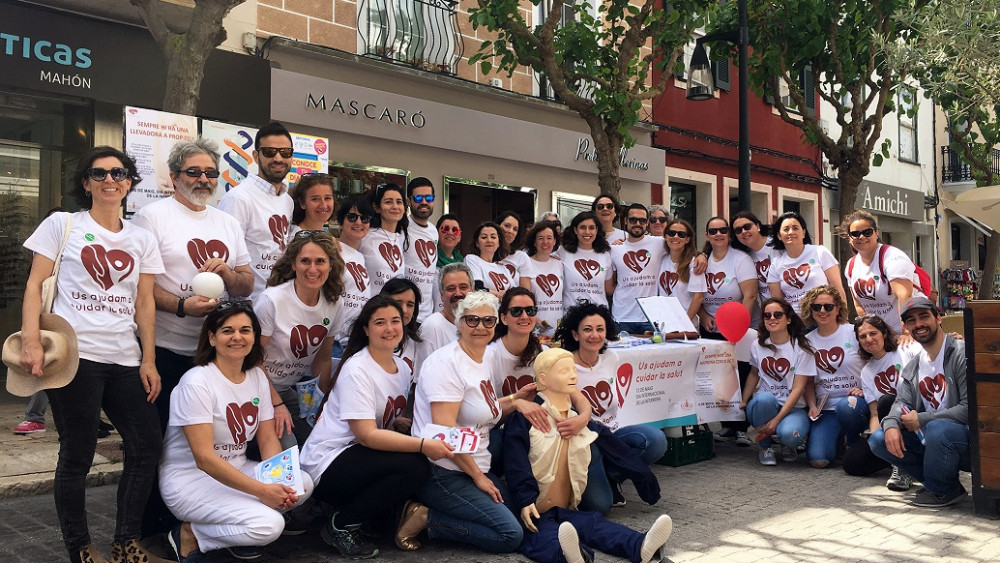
[187,239,230,269]
[581,380,613,417]
[874,364,900,395]
[345,261,368,292]
[659,270,679,294]
[760,356,791,382]
[378,241,403,272]
[574,259,601,281]
[918,373,947,409]
[536,274,560,297]
[782,263,811,290]
[81,245,135,290]
[502,374,535,396]
[225,401,258,445]
[853,278,877,300]
[755,257,771,284]
[706,272,726,295]
[290,324,328,359]
[503,262,517,278]
[622,251,650,274]
[616,363,633,407]
[415,239,436,268]
[489,271,511,291]
[815,347,845,374]
[268,215,289,250]
[381,395,407,428]
[480,379,500,418]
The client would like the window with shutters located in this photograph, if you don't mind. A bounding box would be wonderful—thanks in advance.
[898,86,918,163]
[712,58,731,92]
[771,66,815,116]
[533,0,597,101]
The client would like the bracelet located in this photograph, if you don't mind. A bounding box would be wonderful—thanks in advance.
[419,438,425,453]
[508,394,517,403]
[273,402,284,408]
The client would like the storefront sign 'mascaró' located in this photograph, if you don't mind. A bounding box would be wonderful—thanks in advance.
[305,92,427,128]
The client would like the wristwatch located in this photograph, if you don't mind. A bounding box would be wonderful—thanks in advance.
[176,296,187,318]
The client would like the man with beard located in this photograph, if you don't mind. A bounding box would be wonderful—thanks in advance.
[131,138,253,538]
[403,177,438,323]
[218,122,295,299]
[418,262,473,367]
[869,296,970,508]
[606,203,662,334]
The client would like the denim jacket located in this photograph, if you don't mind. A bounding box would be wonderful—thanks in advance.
[883,333,967,431]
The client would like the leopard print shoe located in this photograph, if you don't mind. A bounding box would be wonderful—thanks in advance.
[109,539,166,563]
[78,544,110,563]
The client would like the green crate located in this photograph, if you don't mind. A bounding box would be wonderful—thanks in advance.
[656,425,715,467]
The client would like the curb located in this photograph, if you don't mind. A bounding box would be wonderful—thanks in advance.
[0,464,123,500]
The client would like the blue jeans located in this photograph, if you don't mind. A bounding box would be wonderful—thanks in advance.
[618,321,654,335]
[579,424,668,514]
[417,464,522,553]
[519,507,643,563]
[869,419,972,496]
[745,392,809,449]
[806,411,839,467]
[834,395,870,446]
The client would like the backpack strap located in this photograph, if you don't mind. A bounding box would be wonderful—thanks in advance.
[847,254,857,278]
[877,244,891,296]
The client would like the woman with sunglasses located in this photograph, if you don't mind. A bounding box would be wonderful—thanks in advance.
[799,286,866,469]
[553,302,668,513]
[524,221,563,337]
[656,219,705,321]
[592,194,626,244]
[331,197,375,358]
[256,231,344,447]
[698,216,758,338]
[730,211,775,326]
[411,292,528,553]
[161,303,312,563]
[766,211,845,316]
[842,210,917,335]
[842,315,920,486]
[362,183,409,294]
[741,298,816,466]
[380,278,424,379]
[288,174,335,236]
[466,221,517,297]
[20,147,164,562]
[300,296,453,558]
[558,212,613,311]
[436,214,464,268]
[646,205,670,238]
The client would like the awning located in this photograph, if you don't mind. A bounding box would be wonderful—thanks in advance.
[940,199,995,236]
[939,185,1000,232]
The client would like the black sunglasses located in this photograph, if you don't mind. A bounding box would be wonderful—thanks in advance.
[344,212,372,224]
[811,303,836,312]
[707,227,730,235]
[649,217,669,224]
[733,223,757,234]
[462,315,498,328]
[87,167,129,182]
[665,229,690,239]
[763,311,786,320]
[627,217,648,224]
[595,203,616,211]
[507,306,538,318]
[411,194,435,203]
[181,168,221,179]
[258,147,294,158]
[294,229,330,241]
[849,227,876,239]
[216,300,252,313]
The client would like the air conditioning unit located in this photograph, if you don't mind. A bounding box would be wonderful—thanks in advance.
[489,77,504,88]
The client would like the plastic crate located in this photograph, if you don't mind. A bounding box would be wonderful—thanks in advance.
[656,425,715,467]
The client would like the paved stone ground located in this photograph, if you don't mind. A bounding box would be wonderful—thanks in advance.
[2,440,997,563]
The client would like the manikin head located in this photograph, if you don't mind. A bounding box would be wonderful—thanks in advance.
[533,348,578,398]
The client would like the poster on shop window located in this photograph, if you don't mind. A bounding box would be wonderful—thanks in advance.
[201,120,259,207]
[123,106,198,214]
[287,132,330,186]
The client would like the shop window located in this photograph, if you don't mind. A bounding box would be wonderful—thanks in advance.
[445,177,536,251]
[551,191,592,225]
[668,181,697,225]
[329,163,408,232]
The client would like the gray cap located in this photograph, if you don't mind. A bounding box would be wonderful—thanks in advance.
[900,296,937,320]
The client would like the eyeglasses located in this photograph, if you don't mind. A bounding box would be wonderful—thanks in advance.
[595,203,616,211]
[665,229,690,239]
[293,229,329,241]
[258,147,294,158]
[411,194,435,203]
[810,303,836,312]
[440,225,461,235]
[649,217,669,224]
[707,227,730,235]
[87,167,129,182]
[462,315,498,328]
[762,311,786,320]
[507,306,538,317]
[627,217,648,225]
[733,223,756,234]
[344,213,371,224]
[849,227,876,239]
[181,168,221,179]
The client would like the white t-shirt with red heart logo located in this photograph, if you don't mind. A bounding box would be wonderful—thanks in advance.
[845,243,916,334]
[766,244,838,315]
[917,346,949,412]
[702,249,757,317]
[333,243,370,346]
[657,254,707,314]
[609,236,664,322]
[806,323,864,409]
[860,342,921,404]
[557,247,612,311]
[404,220,439,323]
[528,257,564,335]
[465,254,515,293]
[575,350,622,431]
[750,339,816,407]
[360,227,406,295]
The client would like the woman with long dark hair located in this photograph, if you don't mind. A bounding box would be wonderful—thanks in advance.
[730,211,774,326]
[558,212,612,310]
[288,174,335,235]
[592,194,626,243]
[656,219,705,321]
[698,216,758,338]
[301,296,453,558]
[524,221,564,336]
[380,278,424,377]
[766,211,844,316]
[361,183,409,294]
[465,221,516,297]
[496,210,534,289]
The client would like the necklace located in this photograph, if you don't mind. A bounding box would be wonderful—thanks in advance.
[575,350,598,369]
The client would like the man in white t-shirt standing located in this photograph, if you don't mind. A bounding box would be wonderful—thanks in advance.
[403,177,439,324]
[869,297,970,508]
[606,204,663,334]
[218,122,295,300]
[419,263,473,359]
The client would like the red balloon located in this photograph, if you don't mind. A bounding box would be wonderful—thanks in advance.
[716,302,750,344]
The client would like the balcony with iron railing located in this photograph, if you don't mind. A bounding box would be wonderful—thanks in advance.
[358,0,464,75]
[941,145,1000,185]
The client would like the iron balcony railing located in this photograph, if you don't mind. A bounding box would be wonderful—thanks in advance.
[940,145,1000,184]
[358,0,464,75]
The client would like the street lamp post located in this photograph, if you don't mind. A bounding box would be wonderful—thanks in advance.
[686,0,751,212]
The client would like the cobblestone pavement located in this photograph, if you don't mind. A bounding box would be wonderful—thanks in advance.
[1,440,996,562]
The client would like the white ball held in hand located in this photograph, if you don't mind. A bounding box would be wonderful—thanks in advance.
[191,272,225,299]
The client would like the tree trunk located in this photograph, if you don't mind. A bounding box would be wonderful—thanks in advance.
[979,231,1000,300]
[163,36,210,115]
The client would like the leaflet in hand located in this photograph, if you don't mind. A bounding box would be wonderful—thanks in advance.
[254,447,305,495]
[419,424,480,454]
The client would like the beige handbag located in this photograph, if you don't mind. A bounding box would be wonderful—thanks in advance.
[39,214,72,313]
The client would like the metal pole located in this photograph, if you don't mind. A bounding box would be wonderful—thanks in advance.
[738,0,751,211]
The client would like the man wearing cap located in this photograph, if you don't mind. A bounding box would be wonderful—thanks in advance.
[868,296,970,508]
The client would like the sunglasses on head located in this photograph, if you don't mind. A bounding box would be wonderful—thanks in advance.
[344,212,371,224]
[180,168,221,179]
[216,300,252,313]
[649,216,669,224]
[733,222,756,234]
[440,225,461,235]
[462,314,498,328]
[294,229,329,241]
[707,227,730,235]
[258,147,294,158]
[665,229,690,239]
[87,167,129,182]
[763,311,786,320]
[595,203,616,211]
[849,227,875,239]
[627,217,648,225]
[811,303,836,312]
[507,306,538,317]
[411,194,435,204]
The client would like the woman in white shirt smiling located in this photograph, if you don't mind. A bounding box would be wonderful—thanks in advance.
[766,211,845,316]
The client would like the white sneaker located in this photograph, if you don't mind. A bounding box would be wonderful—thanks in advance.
[759,447,777,466]
[887,466,913,491]
[734,431,753,447]
[640,515,673,563]
[558,522,586,563]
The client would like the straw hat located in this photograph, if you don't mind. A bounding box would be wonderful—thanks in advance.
[3,314,79,397]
